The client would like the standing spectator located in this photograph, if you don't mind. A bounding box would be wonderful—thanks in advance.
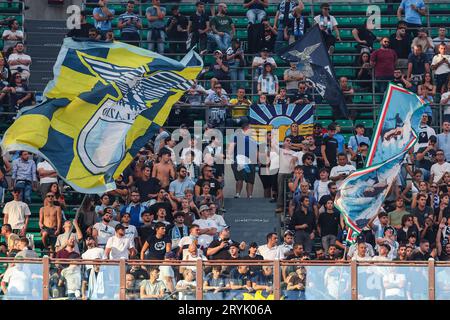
[317,199,340,251]
[430,149,450,184]
[415,113,436,151]
[330,153,356,188]
[411,193,434,230]
[292,81,313,105]
[321,123,338,169]
[138,209,155,246]
[169,165,195,205]
[140,222,171,260]
[92,211,115,248]
[1,224,19,253]
[192,205,218,249]
[209,3,235,52]
[407,44,430,92]
[92,0,115,39]
[36,159,58,200]
[104,224,136,260]
[11,151,37,204]
[273,0,303,51]
[352,19,378,53]
[146,0,167,54]
[139,267,166,299]
[257,63,279,102]
[411,28,434,62]
[228,87,251,124]
[356,52,372,92]
[187,1,210,53]
[195,165,223,204]
[290,195,316,254]
[118,0,142,46]
[259,18,277,53]
[244,0,268,25]
[2,19,23,54]
[284,62,304,96]
[441,82,450,122]
[389,198,411,230]
[204,81,229,128]
[55,220,83,254]
[392,68,413,89]
[252,48,277,92]
[208,50,230,93]
[226,38,246,94]
[2,188,30,236]
[370,37,397,93]
[389,21,412,72]
[166,5,189,55]
[436,121,450,160]
[168,211,189,251]
[313,168,331,203]
[339,77,354,106]
[431,43,450,94]
[152,148,176,190]
[433,27,450,53]
[275,137,298,213]
[9,72,32,110]
[277,230,295,260]
[134,166,161,203]
[257,232,280,260]
[288,5,310,42]
[120,191,148,228]
[67,10,94,38]
[348,124,371,160]
[313,3,341,54]
[418,72,436,97]
[7,43,31,81]
[397,0,426,37]
[286,123,304,152]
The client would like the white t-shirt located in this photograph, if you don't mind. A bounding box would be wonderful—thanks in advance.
[2,29,23,40]
[430,162,450,183]
[2,29,23,50]
[431,54,450,75]
[279,149,297,174]
[315,180,331,202]
[4,266,29,295]
[105,235,134,259]
[37,161,58,184]
[93,223,115,246]
[124,224,139,246]
[159,265,176,289]
[209,214,227,232]
[257,244,280,260]
[2,200,31,230]
[82,247,105,270]
[383,272,406,297]
[8,52,31,72]
[181,147,203,166]
[441,91,450,115]
[314,14,338,33]
[414,125,436,152]
[55,232,80,254]
[192,219,218,248]
[330,164,356,188]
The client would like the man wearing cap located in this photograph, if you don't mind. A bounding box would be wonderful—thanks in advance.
[3,188,30,236]
[137,209,155,246]
[208,49,231,92]
[252,48,277,90]
[348,124,371,159]
[207,226,245,260]
[397,0,426,37]
[209,3,235,52]
[105,224,136,260]
[193,205,218,249]
[313,3,341,54]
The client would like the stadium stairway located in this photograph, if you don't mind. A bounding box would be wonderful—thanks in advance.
[26,20,67,91]
[223,198,280,246]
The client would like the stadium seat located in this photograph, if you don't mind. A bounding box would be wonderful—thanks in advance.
[354,119,374,129]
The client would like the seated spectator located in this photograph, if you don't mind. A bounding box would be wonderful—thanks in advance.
[228,265,254,299]
[105,30,114,42]
[430,149,450,184]
[88,28,101,40]
[356,52,372,92]
[118,0,142,46]
[339,76,354,105]
[407,44,430,91]
[7,43,31,81]
[92,0,115,39]
[349,238,373,261]
[411,28,435,62]
[372,243,392,261]
[9,72,32,111]
[389,20,412,72]
[2,19,23,54]
[409,239,431,261]
[431,43,450,94]
[292,81,313,105]
[370,37,397,93]
[433,27,450,53]
[396,0,426,37]
[184,79,207,105]
[146,0,167,54]
[193,205,218,249]
[392,68,413,89]
[252,266,274,297]
[139,267,166,300]
[135,166,161,204]
[352,18,378,53]
[330,153,356,188]
[205,82,229,127]
[273,0,303,51]
[166,5,188,55]
[257,63,279,103]
[228,87,251,125]
[204,266,230,300]
[169,165,195,205]
[273,87,290,105]
[95,194,119,220]
[244,0,268,25]
[67,10,94,38]
[208,50,230,92]
[187,1,210,53]
[55,220,83,254]
[209,3,235,52]
[284,62,304,96]
[313,2,341,54]
[226,38,246,94]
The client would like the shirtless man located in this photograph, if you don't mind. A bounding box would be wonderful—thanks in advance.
[152,147,175,190]
[39,192,62,251]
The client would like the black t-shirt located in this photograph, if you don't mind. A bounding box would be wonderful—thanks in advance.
[293,91,312,103]
[356,27,377,48]
[244,0,266,10]
[290,207,316,233]
[189,12,209,32]
[209,60,230,80]
[195,178,221,197]
[145,234,171,260]
[389,33,412,59]
[229,268,252,286]
[134,177,161,202]
[243,254,264,274]
[322,136,338,167]
[149,201,174,223]
[392,78,408,88]
[138,224,155,245]
[411,206,434,228]
[408,52,427,75]
[286,134,304,151]
[302,165,319,188]
[166,14,188,39]
[318,210,340,236]
[208,238,232,260]
[409,249,430,261]
[67,22,95,38]
[415,146,436,171]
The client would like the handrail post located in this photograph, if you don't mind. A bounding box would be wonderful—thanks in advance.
[428,259,435,301]
[119,259,126,300]
[351,260,358,300]
[42,256,50,301]
[273,259,281,300]
[196,259,204,300]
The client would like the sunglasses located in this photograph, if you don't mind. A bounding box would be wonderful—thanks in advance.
[46,195,55,198]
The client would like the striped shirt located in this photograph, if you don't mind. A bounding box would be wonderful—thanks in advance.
[118,12,141,34]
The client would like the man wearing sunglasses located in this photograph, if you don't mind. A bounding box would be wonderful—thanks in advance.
[39,192,62,252]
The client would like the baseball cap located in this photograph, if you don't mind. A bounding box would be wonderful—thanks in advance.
[356,234,365,244]
[115,224,126,231]
[214,49,222,55]
[261,47,269,52]
[223,225,230,229]
[199,205,210,212]
[327,123,336,131]
[284,230,295,237]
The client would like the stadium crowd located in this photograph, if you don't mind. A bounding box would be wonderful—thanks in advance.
[0,0,449,300]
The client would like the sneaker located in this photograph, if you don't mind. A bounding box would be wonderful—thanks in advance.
[275,207,283,213]
[248,195,253,199]
[234,193,240,198]
[328,45,335,55]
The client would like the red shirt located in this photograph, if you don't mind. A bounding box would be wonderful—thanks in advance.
[370,48,397,78]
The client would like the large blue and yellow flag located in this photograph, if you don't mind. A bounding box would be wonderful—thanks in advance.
[335,84,425,234]
[1,38,203,193]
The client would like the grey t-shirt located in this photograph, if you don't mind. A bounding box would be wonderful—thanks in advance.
[146,6,166,29]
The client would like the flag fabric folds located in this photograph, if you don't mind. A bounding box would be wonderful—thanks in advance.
[1,38,203,193]
[277,25,348,118]
[335,84,425,235]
